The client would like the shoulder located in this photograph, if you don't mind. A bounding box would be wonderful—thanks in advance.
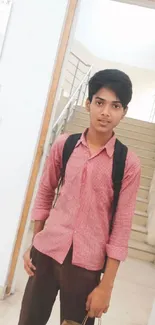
[125,148,141,176]
[48,133,69,159]
[53,133,69,148]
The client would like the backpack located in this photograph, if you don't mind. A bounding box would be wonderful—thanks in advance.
[57,133,128,272]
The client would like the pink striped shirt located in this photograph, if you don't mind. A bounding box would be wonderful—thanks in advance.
[32,132,141,271]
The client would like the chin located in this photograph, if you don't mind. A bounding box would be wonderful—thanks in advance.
[96,126,112,134]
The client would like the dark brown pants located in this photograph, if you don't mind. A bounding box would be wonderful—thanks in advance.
[18,247,101,325]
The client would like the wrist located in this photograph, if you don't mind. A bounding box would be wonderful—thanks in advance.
[29,244,33,250]
[99,278,114,291]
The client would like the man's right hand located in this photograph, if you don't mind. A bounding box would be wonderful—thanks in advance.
[23,247,36,276]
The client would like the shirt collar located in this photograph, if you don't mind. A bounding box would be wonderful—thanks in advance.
[75,129,116,158]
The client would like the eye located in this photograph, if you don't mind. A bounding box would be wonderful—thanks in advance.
[113,104,121,109]
[96,101,103,106]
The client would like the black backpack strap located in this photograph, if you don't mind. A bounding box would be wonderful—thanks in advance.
[61,133,82,181]
[53,133,82,207]
[110,139,128,233]
[103,139,128,273]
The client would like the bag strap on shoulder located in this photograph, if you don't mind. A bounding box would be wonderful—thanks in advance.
[53,133,81,207]
[61,133,82,180]
[110,139,128,232]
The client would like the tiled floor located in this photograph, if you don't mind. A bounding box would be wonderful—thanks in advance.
[0,251,155,325]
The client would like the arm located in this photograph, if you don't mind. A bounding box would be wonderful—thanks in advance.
[31,134,68,227]
[86,258,120,317]
[32,220,46,243]
[87,153,141,317]
[24,220,46,276]
[23,134,68,276]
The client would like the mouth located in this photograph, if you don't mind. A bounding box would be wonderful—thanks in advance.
[98,119,110,126]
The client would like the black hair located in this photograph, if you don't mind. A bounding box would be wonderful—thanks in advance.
[88,69,132,108]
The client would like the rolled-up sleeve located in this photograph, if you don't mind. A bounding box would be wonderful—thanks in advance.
[31,134,68,221]
[106,152,141,261]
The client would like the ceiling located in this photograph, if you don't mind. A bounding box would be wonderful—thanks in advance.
[114,0,155,9]
[75,0,155,70]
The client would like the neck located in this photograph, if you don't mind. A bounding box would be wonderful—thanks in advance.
[86,127,113,148]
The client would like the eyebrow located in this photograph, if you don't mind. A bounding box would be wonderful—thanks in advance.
[95,96,121,104]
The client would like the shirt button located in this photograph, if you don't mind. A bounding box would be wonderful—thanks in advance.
[74,230,77,234]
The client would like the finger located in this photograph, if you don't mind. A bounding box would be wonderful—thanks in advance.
[86,295,91,311]
[96,310,103,318]
[25,265,34,277]
[28,260,36,271]
[103,306,109,314]
[24,263,35,276]
[88,310,95,318]
[93,309,102,318]
[25,266,34,277]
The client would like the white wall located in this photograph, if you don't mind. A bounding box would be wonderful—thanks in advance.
[148,299,155,325]
[70,40,155,122]
[0,0,68,290]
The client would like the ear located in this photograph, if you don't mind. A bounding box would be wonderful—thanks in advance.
[121,107,128,120]
[86,98,90,112]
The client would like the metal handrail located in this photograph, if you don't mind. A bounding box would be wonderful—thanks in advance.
[70,51,91,68]
[51,65,92,144]
[68,60,89,74]
[66,52,92,97]
[149,96,155,122]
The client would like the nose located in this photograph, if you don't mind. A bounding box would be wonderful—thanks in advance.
[101,103,110,116]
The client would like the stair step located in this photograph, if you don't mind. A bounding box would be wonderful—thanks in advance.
[122,117,155,130]
[138,186,149,199]
[139,156,155,168]
[75,108,155,132]
[141,165,154,178]
[140,175,152,187]
[136,197,148,212]
[116,126,155,144]
[66,123,87,134]
[128,239,155,262]
[127,144,155,159]
[119,122,155,137]
[132,224,147,233]
[131,224,147,242]
[117,135,155,151]
[133,210,148,226]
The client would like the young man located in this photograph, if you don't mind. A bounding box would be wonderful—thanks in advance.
[18,69,141,325]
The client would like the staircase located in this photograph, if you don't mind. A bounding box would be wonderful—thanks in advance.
[64,106,155,263]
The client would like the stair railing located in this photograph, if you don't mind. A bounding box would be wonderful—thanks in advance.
[149,95,155,122]
[65,52,92,97]
[50,65,92,146]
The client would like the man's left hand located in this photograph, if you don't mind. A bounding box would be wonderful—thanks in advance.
[86,284,112,318]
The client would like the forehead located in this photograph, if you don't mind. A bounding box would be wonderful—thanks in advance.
[93,87,119,102]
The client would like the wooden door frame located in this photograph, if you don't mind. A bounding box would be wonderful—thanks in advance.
[6,0,79,295]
